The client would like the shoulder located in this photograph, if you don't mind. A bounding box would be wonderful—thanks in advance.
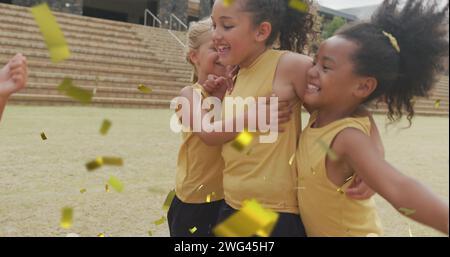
[278,52,313,74]
[333,125,372,155]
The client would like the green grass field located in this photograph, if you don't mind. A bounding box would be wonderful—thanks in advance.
[0,106,448,237]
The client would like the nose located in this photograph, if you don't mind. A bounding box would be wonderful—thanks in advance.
[212,27,222,44]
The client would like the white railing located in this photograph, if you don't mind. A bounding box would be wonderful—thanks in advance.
[144,9,161,27]
[169,13,188,31]
[143,9,186,48]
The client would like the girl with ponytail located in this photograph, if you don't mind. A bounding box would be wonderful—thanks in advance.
[296,0,449,236]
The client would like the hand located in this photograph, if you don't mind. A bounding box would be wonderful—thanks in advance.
[346,175,376,200]
[203,74,233,101]
[0,53,28,99]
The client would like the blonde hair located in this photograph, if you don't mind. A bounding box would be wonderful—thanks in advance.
[186,18,213,83]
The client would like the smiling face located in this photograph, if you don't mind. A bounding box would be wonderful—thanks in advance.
[211,0,264,67]
[191,34,227,79]
[305,36,372,111]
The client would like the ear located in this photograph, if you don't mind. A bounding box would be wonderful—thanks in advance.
[255,22,272,43]
[354,77,377,99]
[189,50,199,65]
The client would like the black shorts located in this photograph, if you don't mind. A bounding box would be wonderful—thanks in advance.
[216,201,307,237]
[167,195,224,237]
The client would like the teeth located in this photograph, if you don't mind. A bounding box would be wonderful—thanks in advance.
[307,84,320,92]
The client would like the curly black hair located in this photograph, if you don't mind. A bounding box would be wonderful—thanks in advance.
[336,0,449,123]
[238,0,315,53]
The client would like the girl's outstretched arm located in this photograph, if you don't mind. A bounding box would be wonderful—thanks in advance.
[0,54,28,122]
[334,128,449,235]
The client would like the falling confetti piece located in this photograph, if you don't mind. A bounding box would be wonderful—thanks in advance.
[85,157,104,171]
[197,185,205,191]
[434,99,441,109]
[232,131,254,152]
[288,0,309,13]
[58,78,93,104]
[102,157,124,167]
[105,184,110,192]
[399,208,416,216]
[408,224,413,237]
[316,139,339,161]
[163,190,176,211]
[30,3,71,63]
[337,188,345,195]
[223,0,234,7]
[108,176,124,193]
[148,230,153,236]
[80,188,87,194]
[60,207,73,229]
[213,199,279,237]
[100,120,112,135]
[85,157,123,171]
[154,216,166,226]
[289,153,295,166]
[40,132,47,141]
[189,227,198,234]
[97,233,105,237]
[138,84,152,94]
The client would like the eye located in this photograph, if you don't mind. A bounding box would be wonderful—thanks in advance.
[223,25,234,30]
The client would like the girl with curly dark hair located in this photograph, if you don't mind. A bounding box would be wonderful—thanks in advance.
[296,0,449,236]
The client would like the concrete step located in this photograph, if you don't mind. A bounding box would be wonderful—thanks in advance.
[9,94,171,109]
[27,73,189,91]
[21,83,179,101]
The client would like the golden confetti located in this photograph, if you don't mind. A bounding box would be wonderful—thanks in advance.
[163,189,176,211]
[58,78,93,104]
[85,157,104,171]
[316,139,339,161]
[223,0,234,7]
[213,199,279,237]
[102,157,124,167]
[189,227,198,234]
[289,153,295,166]
[138,84,152,94]
[80,188,87,194]
[399,208,416,216]
[105,184,110,192]
[108,176,124,193]
[288,0,309,13]
[30,3,71,63]
[337,188,345,195]
[60,207,73,229]
[232,131,254,152]
[154,216,166,226]
[97,233,105,237]
[100,120,112,135]
[197,185,205,191]
[435,99,441,109]
[85,157,123,171]
[40,132,47,141]
[408,224,413,237]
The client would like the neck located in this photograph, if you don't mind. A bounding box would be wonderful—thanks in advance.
[314,104,360,128]
[197,72,207,86]
[239,45,270,69]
